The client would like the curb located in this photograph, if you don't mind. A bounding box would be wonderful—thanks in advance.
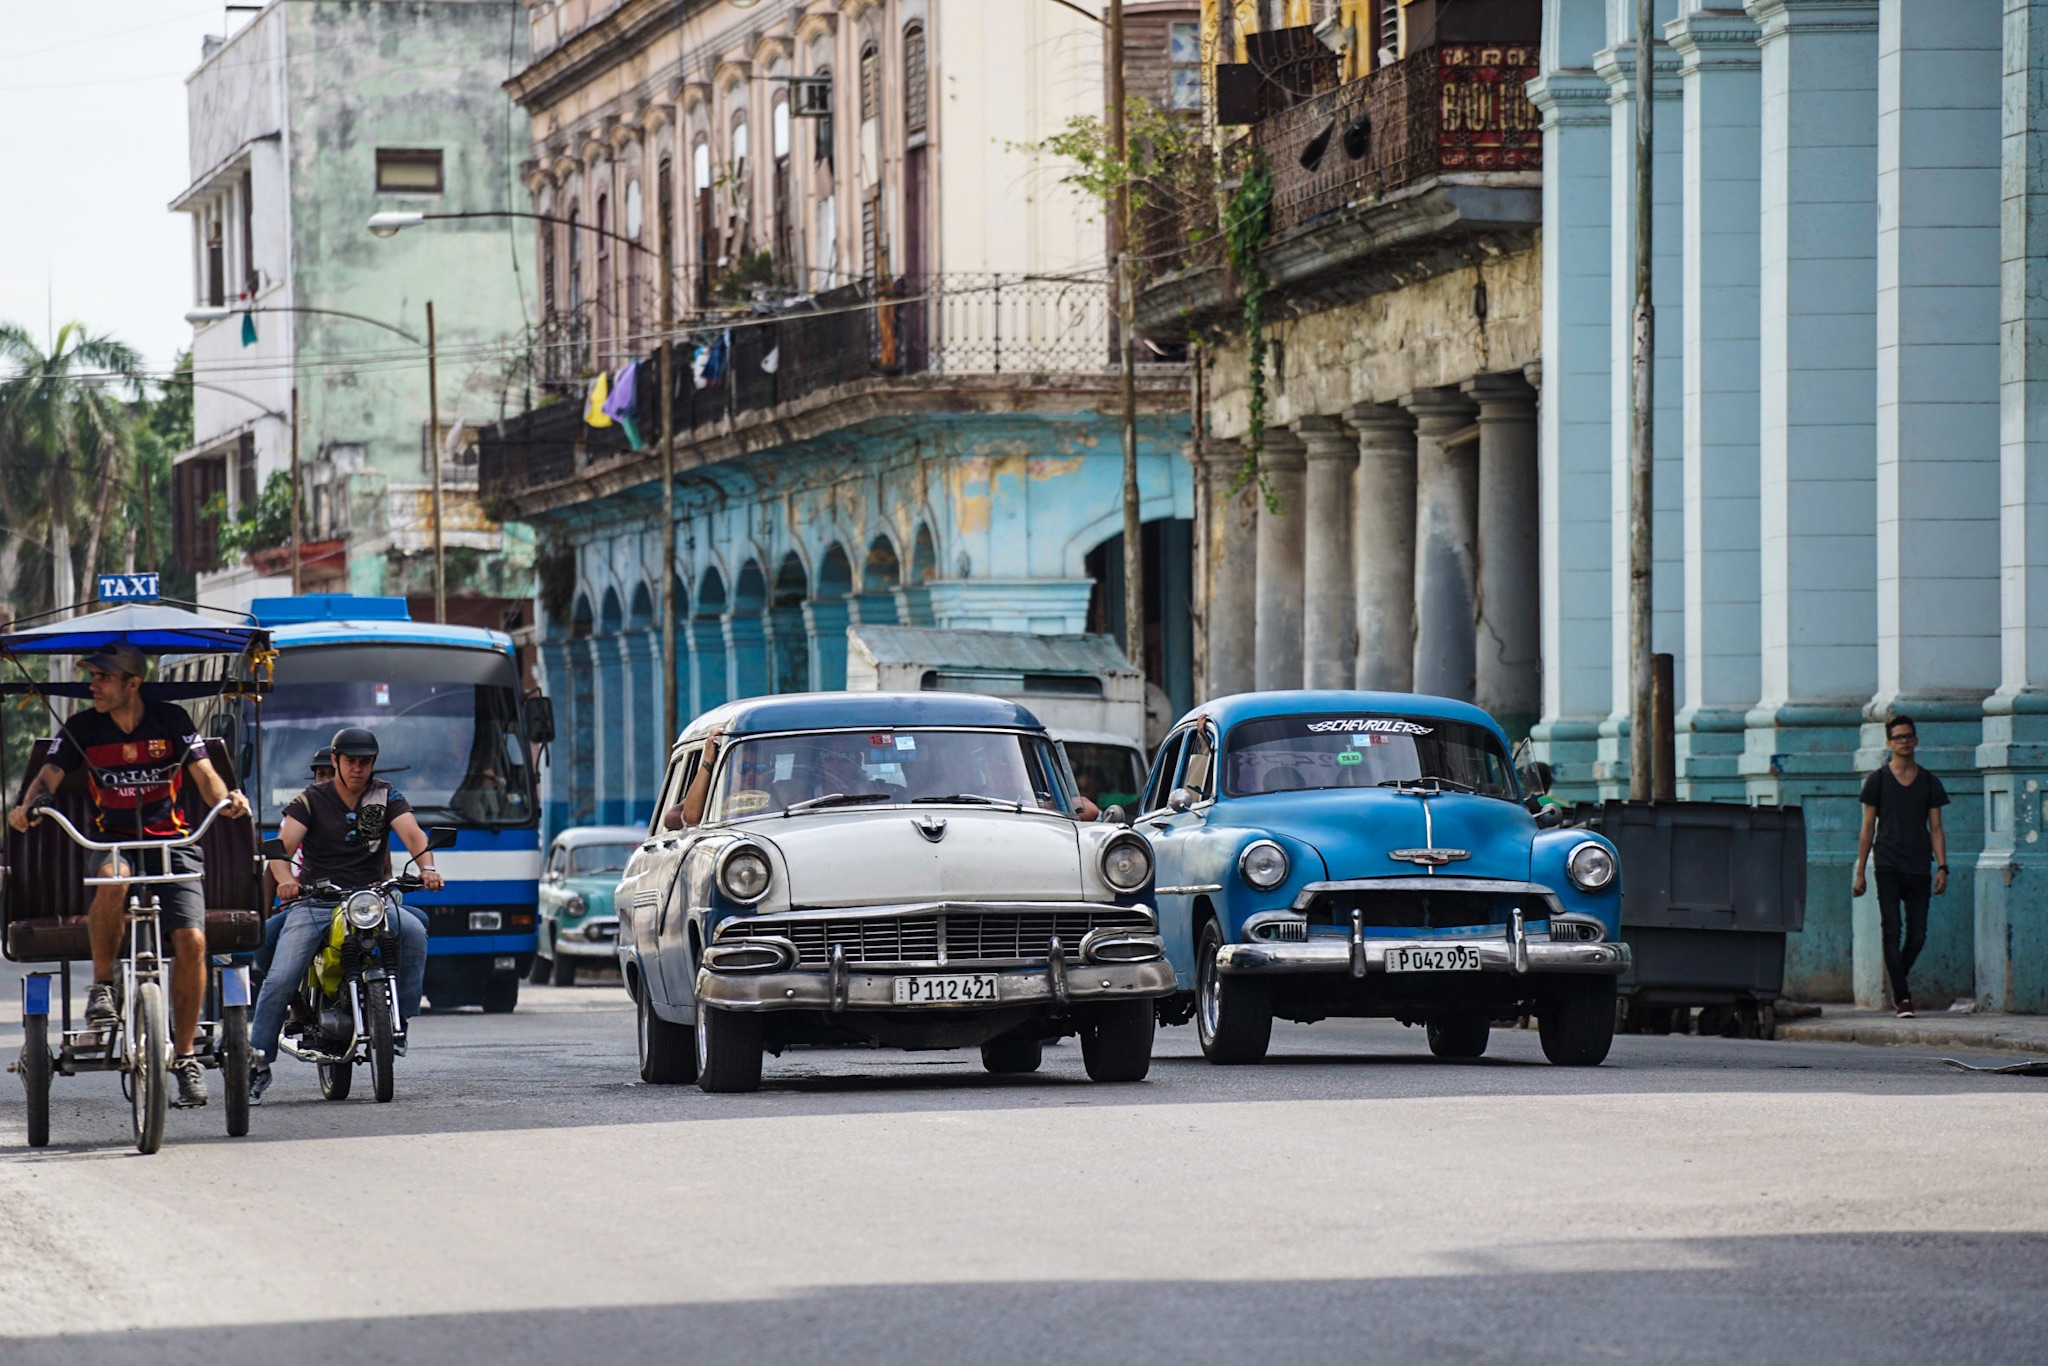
[1776,1022,2048,1057]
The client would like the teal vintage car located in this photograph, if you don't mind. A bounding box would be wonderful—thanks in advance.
[532,826,643,986]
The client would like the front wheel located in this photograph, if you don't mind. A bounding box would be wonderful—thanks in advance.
[1540,977,1618,1067]
[528,942,553,985]
[366,979,397,1103]
[1196,920,1271,1064]
[1426,1014,1491,1060]
[695,1004,764,1093]
[481,972,519,1014]
[552,955,578,988]
[131,981,169,1155]
[20,1014,51,1148]
[1079,1001,1155,1082]
[221,1005,251,1137]
[637,990,697,1085]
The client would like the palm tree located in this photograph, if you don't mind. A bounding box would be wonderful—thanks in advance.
[0,322,146,620]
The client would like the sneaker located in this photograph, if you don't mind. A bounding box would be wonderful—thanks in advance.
[392,1034,408,1058]
[171,1054,209,1108]
[85,980,119,1025]
[249,1062,272,1105]
[1897,998,1915,1018]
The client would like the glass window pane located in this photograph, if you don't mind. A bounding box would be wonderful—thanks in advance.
[1170,67,1202,111]
[1169,22,1201,64]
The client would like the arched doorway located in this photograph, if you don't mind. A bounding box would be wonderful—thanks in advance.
[770,552,811,694]
[1085,517,1196,723]
[810,543,854,690]
[859,534,902,627]
[568,592,597,825]
[728,560,770,699]
[695,568,729,714]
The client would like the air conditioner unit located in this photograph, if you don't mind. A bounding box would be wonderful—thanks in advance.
[791,76,832,118]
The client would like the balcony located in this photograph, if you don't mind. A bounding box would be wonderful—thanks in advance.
[1135,43,1542,337]
[480,273,1182,518]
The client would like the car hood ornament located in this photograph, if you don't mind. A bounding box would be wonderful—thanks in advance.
[913,815,948,843]
[1389,847,1470,867]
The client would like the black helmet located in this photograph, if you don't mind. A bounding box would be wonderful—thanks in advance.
[331,727,379,760]
[310,746,335,773]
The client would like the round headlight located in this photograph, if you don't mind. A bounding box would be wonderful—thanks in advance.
[1567,841,1617,891]
[1100,834,1153,893]
[563,892,588,919]
[718,844,773,904]
[344,890,386,930]
[1239,839,1290,891]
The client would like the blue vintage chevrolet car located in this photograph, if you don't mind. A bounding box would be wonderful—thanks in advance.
[1135,691,1629,1066]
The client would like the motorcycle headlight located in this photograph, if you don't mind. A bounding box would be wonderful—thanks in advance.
[344,890,387,930]
[718,843,773,905]
[1100,833,1153,893]
[1239,839,1290,891]
[1567,841,1617,892]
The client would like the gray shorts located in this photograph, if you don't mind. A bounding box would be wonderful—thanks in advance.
[89,845,205,937]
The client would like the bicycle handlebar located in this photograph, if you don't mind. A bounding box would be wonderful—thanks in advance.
[33,798,236,854]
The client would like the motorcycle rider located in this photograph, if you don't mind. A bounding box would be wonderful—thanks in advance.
[248,727,441,1101]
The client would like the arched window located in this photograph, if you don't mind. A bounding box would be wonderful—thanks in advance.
[595,191,613,362]
[693,134,713,303]
[625,177,643,343]
[903,23,927,137]
[859,42,879,123]
[771,86,793,271]
[567,202,584,314]
[657,153,674,315]
[541,211,557,318]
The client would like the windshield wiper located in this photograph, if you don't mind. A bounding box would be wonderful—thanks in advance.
[910,793,1015,808]
[782,792,894,815]
[1377,777,1479,795]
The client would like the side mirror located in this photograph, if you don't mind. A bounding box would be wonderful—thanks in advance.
[524,695,556,746]
[1531,803,1565,829]
[1167,786,1197,813]
[1101,803,1132,826]
[260,836,289,860]
[426,825,459,851]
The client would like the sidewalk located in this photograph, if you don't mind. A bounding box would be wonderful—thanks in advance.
[1776,1003,2048,1058]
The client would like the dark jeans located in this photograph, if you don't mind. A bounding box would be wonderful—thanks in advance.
[1873,867,1932,1005]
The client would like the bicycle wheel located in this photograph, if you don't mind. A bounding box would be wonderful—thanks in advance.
[366,978,396,1104]
[220,1005,251,1137]
[20,1014,51,1148]
[131,982,169,1155]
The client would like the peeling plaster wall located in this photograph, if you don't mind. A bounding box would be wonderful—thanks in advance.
[1201,242,1542,437]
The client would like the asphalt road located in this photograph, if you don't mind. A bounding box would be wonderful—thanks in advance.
[3,960,2045,1366]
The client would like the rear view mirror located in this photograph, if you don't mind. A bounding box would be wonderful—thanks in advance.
[524,695,556,746]
[1167,787,1197,813]
[426,825,459,851]
[1101,804,1133,826]
[260,837,289,860]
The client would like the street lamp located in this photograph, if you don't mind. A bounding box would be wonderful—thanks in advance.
[187,300,443,617]
[370,206,681,746]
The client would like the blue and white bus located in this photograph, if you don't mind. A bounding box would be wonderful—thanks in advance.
[224,596,548,1012]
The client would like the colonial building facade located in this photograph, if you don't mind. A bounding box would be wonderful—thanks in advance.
[488,1,1199,833]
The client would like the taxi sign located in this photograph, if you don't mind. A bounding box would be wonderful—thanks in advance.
[96,572,161,603]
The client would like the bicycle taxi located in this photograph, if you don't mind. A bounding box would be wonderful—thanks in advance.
[3,602,271,1153]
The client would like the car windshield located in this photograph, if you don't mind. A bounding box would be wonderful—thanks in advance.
[1064,741,1146,811]
[568,843,636,876]
[705,728,1075,821]
[1224,713,1518,801]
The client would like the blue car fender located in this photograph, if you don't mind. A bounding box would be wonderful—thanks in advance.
[1159,823,1328,986]
[1530,827,1623,934]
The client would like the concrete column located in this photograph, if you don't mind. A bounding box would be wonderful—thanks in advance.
[595,634,627,825]
[1596,16,1686,797]
[691,616,728,714]
[1297,417,1358,691]
[1672,4,1763,801]
[1743,0,1880,1003]
[1465,374,1541,738]
[1405,387,1480,702]
[620,630,656,821]
[1974,0,2048,1013]
[1843,0,2004,1009]
[803,596,853,691]
[1200,439,1258,699]
[723,611,769,701]
[1529,31,1616,798]
[1345,404,1417,693]
[1253,430,1308,691]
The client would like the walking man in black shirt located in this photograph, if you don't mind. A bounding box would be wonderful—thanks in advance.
[1852,714,1950,1018]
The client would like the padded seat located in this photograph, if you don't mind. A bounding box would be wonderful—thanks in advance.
[7,909,262,962]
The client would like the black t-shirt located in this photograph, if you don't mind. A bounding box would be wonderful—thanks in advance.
[1860,764,1949,874]
[283,779,411,887]
[46,701,207,836]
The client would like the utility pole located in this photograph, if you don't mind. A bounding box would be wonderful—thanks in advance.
[289,385,302,594]
[1110,0,1144,674]
[659,204,679,744]
[1627,0,1655,801]
[426,299,446,624]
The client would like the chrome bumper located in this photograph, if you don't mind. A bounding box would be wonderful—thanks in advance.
[1216,936,1631,977]
[696,957,1176,1013]
[552,921,619,960]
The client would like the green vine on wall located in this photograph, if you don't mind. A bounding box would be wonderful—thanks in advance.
[1222,158,1276,512]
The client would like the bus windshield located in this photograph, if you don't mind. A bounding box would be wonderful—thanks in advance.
[259,645,535,827]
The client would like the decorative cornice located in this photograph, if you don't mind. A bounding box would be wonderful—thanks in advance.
[1527,70,1612,129]
[1744,0,1879,41]
[1668,9,1764,69]
[505,0,681,113]
[1594,43,1684,100]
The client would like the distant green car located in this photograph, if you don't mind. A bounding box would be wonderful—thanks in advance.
[532,826,644,987]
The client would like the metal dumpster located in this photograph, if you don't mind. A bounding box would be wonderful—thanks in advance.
[1571,801,1806,1038]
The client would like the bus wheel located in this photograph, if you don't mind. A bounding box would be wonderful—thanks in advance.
[481,972,519,1014]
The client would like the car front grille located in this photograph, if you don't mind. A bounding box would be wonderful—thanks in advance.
[725,908,1154,967]
[1305,887,1544,932]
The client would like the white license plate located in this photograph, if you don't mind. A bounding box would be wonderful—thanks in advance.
[1385,945,1484,973]
[892,974,1002,1005]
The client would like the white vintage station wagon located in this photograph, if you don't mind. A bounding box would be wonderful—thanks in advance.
[613,693,1174,1092]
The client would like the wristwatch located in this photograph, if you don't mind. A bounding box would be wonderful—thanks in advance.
[1938,864,1949,873]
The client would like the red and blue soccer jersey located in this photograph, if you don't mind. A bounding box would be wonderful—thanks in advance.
[46,701,206,837]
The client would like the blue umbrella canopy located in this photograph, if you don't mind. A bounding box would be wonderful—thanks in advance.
[0,603,267,657]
